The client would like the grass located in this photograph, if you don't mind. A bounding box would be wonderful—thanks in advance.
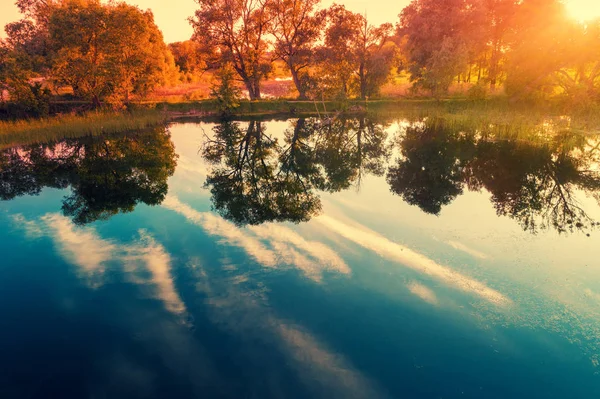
[3,97,600,149]
[0,110,166,149]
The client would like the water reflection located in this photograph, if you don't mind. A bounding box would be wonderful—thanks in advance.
[202,117,390,225]
[1,117,600,235]
[202,120,322,225]
[387,119,600,234]
[0,126,177,224]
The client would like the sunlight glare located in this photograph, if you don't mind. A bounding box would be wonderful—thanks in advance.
[566,0,600,22]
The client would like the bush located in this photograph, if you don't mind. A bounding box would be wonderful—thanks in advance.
[467,84,488,101]
[210,64,241,115]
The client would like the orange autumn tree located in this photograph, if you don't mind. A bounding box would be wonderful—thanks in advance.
[190,0,272,100]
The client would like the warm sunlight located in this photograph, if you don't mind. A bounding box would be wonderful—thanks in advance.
[566,0,600,22]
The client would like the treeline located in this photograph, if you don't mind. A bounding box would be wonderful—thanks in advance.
[2,0,600,113]
[400,0,600,104]
[185,0,600,103]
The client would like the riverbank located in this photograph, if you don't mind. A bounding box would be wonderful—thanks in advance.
[0,110,166,149]
[1,98,600,149]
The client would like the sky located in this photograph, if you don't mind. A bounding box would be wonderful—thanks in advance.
[0,0,409,44]
[1,0,600,44]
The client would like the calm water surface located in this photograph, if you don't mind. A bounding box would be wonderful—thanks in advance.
[1,117,600,398]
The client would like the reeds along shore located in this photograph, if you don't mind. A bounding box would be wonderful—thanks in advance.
[0,110,167,149]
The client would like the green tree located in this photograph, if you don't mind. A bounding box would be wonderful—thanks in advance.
[210,64,242,115]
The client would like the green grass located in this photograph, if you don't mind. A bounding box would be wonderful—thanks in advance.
[0,110,167,149]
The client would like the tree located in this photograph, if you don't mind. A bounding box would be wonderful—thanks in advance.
[268,0,324,99]
[48,0,177,107]
[190,0,272,100]
[398,0,485,96]
[0,39,51,117]
[3,0,59,74]
[504,0,574,100]
[168,40,206,79]
[481,0,518,89]
[316,4,362,99]
[316,5,396,99]
[355,19,395,99]
[210,63,242,115]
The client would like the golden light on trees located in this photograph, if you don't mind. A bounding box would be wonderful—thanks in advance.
[565,0,600,22]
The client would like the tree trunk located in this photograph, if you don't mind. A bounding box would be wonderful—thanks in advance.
[243,79,261,101]
[253,79,261,100]
[290,67,307,100]
[359,62,367,100]
[92,93,101,108]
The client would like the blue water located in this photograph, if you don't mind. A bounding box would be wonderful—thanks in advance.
[1,118,599,398]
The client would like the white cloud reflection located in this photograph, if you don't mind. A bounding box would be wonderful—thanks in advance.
[13,213,187,316]
[190,261,388,399]
[162,195,350,282]
[446,240,489,260]
[42,213,116,288]
[407,282,439,305]
[316,215,510,306]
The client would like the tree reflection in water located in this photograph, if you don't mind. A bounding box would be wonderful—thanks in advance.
[387,119,600,234]
[202,117,391,225]
[1,117,599,234]
[0,126,178,225]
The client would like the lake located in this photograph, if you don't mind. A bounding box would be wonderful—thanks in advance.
[1,116,599,398]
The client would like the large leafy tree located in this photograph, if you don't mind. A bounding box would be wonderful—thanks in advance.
[268,0,324,99]
[398,0,485,96]
[355,19,395,99]
[168,40,206,76]
[317,5,395,99]
[190,0,272,100]
[317,5,362,98]
[48,0,177,107]
[480,0,518,89]
[504,0,575,100]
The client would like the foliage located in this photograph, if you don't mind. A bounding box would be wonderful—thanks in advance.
[314,5,396,100]
[268,0,324,99]
[190,0,272,100]
[168,40,206,77]
[210,64,242,115]
[0,40,51,117]
[48,0,178,107]
[0,125,177,225]
[399,0,482,96]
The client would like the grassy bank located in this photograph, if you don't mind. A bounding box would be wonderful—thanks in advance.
[0,110,166,149]
[2,98,600,149]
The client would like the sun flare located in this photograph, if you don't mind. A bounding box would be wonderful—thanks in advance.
[566,0,600,22]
